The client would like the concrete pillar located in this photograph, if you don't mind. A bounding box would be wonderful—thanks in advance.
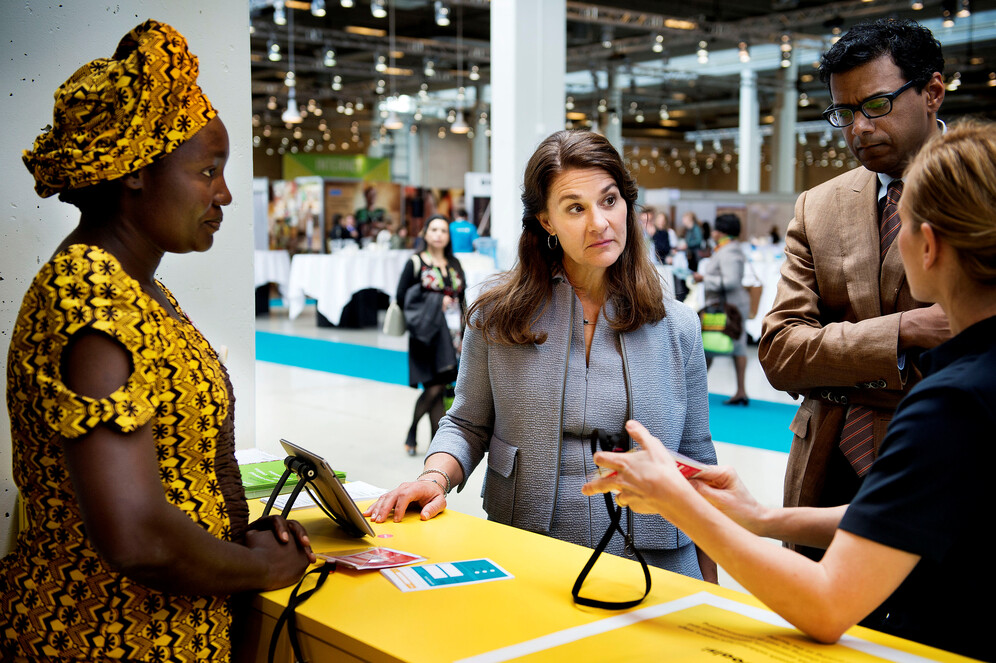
[605,65,623,155]
[470,84,489,173]
[490,0,565,269]
[472,123,489,174]
[738,69,761,194]
[407,127,423,187]
[772,52,799,194]
[388,126,408,182]
[367,128,384,158]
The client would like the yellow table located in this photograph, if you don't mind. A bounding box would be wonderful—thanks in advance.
[247,503,971,663]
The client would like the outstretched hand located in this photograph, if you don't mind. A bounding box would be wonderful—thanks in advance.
[363,479,447,523]
[581,420,693,516]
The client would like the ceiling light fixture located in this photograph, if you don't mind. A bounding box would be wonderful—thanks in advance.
[310,0,326,17]
[435,1,451,27]
[384,0,405,130]
[738,41,750,63]
[602,26,613,49]
[450,4,470,134]
[957,0,971,17]
[323,47,336,67]
[663,18,696,30]
[469,64,480,81]
[282,90,302,123]
[451,109,469,134]
[273,1,287,25]
[942,0,955,27]
[652,34,664,53]
[371,0,387,19]
[267,39,282,61]
[911,0,924,8]
[696,40,709,64]
[344,25,386,37]
[281,4,302,123]
[375,53,387,71]
[424,58,435,77]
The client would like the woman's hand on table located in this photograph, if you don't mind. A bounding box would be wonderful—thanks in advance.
[246,517,316,590]
[364,480,447,523]
[249,515,316,561]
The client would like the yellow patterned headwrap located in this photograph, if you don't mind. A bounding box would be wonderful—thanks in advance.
[22,19,217,198]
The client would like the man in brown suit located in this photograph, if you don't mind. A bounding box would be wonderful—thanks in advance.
[760,19,951,550]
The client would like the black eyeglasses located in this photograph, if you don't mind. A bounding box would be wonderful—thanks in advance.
[822,80,917,128]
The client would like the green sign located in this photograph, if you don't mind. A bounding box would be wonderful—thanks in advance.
[282,153,392,180]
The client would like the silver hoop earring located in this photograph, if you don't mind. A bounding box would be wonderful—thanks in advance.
[547,234,558,250]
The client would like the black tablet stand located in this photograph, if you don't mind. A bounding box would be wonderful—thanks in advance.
[262,455,318,519]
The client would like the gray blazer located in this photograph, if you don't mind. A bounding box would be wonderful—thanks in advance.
[428,275,716,550]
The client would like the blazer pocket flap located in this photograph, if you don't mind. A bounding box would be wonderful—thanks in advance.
[788,401,814,438]
[488,435,518,478]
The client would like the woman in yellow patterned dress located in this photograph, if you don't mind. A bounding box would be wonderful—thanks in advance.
[1,20,314,662]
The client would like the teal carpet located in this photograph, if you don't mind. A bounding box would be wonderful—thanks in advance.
[256,331,409,386]
[256,331,795,453]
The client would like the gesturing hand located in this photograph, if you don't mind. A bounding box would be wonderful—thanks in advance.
[581,420,693,516]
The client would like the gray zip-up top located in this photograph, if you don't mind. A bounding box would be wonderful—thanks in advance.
[428,275,716,551]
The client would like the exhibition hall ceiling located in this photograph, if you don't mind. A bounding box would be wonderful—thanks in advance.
[248,0,996,155]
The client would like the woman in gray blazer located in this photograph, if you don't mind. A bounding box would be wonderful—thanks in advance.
[695,214,751,405]
[367,130,718,581]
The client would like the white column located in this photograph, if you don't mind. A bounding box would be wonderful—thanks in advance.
[389,127,408,182]
[605,66,623,155]
[471,84,490,173]
[772,53,798,194]
[407,127,423,187]
[472,120,490,174]
[738,69,761,194]
[490,0,565,269]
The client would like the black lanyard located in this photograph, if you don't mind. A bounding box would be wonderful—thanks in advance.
[267,562,335,663]
[572,429,652,610]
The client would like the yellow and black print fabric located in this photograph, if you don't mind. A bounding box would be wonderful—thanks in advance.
[22,20,216,198]
[2,245,240,662]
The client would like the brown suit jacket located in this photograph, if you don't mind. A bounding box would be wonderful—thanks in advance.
[759,167,925,509]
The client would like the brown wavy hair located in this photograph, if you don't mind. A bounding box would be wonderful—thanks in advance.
[468,130,667,345]
[902,119,996,286]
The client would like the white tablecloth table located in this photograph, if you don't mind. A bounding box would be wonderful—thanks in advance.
[287,249,414,325]
[254,250,291,296]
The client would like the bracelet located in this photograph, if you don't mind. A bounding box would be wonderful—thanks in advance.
[418,477,446,496]
[417,468,452,494]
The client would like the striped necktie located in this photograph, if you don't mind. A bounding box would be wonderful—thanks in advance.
[839,179,904,477]
[879,179,904,258]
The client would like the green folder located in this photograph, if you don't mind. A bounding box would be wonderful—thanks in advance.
[240,459,346,500]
